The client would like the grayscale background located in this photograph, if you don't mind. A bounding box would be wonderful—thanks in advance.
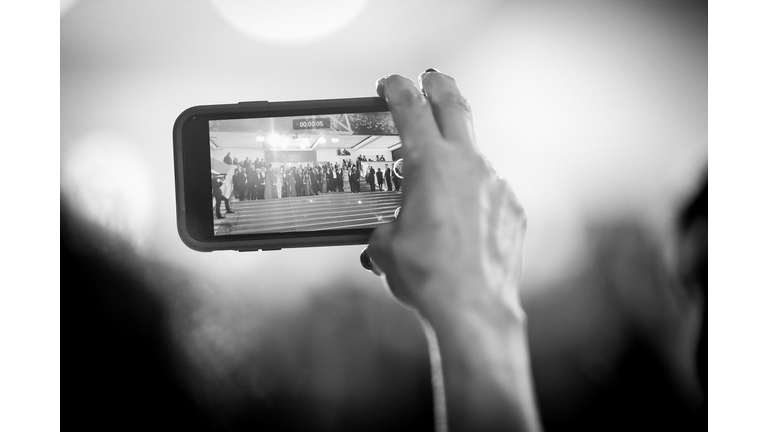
[61,1,707,430]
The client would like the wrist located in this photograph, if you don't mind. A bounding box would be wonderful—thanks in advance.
[415,278,533,393]
[415,283,542,432]
[421,292,530,368]
[415,277,527,335]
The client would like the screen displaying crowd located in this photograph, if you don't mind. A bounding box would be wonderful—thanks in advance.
[211,157,402,220]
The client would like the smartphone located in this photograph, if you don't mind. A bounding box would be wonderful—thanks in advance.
[173,97,404,252]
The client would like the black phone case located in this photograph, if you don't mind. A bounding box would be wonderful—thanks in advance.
[173,97,393,252]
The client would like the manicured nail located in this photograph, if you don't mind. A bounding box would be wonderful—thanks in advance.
[375,75,389,98]
[360,246,374,272]
[418,69,439,95]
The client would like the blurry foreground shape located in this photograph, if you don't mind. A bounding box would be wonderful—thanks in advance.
[63,193,434,431]
[525,174,707,432]
[63,173,707,431]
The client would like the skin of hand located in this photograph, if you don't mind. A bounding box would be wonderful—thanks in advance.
[367,71,542,432]
[369,71,526,322]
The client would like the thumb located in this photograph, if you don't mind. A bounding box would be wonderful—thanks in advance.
[366,220,397,276]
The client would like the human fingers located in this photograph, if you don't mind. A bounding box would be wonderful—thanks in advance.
[375,75,442,158]
[418,69,476,147]
[368,220,417,304]
[359,245,383,276]
[366,217,396,276]
[375,74,449,208]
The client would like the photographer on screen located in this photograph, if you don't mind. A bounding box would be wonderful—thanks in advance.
[211,174,234,220]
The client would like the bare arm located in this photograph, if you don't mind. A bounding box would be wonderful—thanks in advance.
[368,71,542,432]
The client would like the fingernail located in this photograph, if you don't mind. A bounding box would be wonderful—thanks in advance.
[418,69,438,96]
[360,246,374,272]
[360,246,384,276]
[418,69,438,83]
[375,75,389,99]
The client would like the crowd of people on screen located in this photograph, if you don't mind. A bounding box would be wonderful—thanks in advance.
[215,155,401,210]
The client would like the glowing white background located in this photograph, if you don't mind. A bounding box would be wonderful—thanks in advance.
[8,1,768,430]
[60,0,706,289]
[210,0,370,44]
[14,0,760,429]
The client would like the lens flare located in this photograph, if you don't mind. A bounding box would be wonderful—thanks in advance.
[393,158,404,179]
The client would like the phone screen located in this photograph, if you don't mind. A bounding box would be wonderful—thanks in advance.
[209,111,403,236]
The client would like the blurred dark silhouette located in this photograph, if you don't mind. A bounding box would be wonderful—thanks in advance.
[526,172,707,431]
[64,195,209,429]
[63,170,706,431]
[63,193,434,431]
[678,177,707,393]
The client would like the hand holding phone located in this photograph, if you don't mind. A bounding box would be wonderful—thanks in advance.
[366,71,541,432]
[367,72,528,321]
[173,97,404,251]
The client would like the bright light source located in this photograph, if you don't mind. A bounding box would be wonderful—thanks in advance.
[256,135,266,142]
[331,137,340,143]
[210,0,369,44]
[318,137,327,144]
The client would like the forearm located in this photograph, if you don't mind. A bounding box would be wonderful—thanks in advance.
[419,293,542,432]
[368,71,539,431]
